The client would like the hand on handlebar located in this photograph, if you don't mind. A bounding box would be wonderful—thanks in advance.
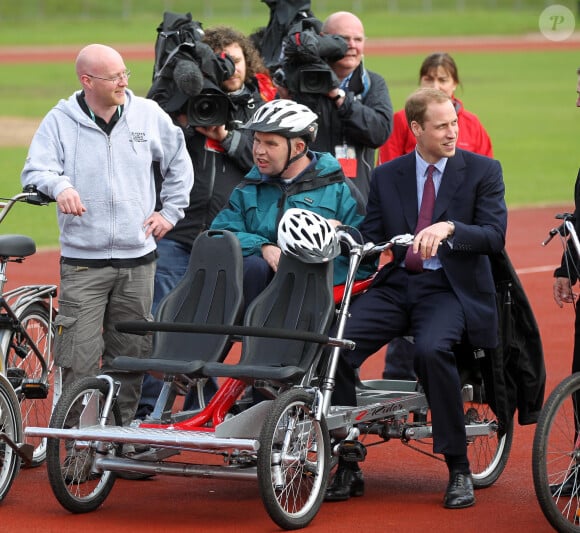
[553,276,577,307]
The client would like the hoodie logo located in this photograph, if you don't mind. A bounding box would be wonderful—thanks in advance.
[131,131,147,143]
[304,197,314,205]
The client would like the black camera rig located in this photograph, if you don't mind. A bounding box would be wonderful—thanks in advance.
[146,12,235,127]
[277,17,347,95]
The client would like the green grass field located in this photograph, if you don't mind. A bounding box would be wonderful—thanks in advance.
[0,5,578,246]
[2,1,574,41]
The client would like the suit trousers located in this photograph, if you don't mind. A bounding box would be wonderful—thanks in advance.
[332,267,468,456]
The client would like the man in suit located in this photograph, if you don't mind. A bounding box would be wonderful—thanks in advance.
[325,88,507,509]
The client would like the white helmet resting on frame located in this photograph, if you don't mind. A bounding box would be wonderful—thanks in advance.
[278,208,340,264]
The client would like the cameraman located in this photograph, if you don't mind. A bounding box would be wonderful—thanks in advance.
[279,11,393,202]
[138,26,270,418]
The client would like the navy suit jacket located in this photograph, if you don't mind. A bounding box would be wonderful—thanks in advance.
[361,149,507,349]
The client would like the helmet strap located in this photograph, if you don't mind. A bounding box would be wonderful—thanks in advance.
[280,138,308,178]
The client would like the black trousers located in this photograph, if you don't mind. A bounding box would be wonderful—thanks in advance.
[332,267,468,457]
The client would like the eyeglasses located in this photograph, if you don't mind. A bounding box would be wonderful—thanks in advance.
[85,70,131,84]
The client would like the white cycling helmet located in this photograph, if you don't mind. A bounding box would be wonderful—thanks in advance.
[243,99,318,142]
[278,208,340,264]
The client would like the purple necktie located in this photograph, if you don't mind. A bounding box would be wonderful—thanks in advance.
[405,164,436,272]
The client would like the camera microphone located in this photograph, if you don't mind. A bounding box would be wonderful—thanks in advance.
[173,59,204,97]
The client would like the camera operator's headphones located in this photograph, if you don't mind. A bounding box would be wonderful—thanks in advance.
[243,99,318,174]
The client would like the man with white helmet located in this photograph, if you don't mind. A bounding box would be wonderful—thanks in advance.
[211,99,371,306]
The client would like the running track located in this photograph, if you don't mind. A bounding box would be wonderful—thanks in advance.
[1,34,580,62]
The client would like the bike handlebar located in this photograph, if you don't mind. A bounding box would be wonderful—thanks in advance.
[0,186,54,225]
[22,185,53,206]
[541,213,576,247]
[335,227,414,259]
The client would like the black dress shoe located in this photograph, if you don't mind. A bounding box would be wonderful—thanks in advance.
[324,466,365,502]
[550,470,578,497]
[443,473,475,509]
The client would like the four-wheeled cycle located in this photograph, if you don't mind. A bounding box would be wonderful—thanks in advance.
[0,187,58,502]
[26,209,510,529]
[533,212,580,532]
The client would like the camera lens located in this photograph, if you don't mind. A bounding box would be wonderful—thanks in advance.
[187,93,230,127]
[195,98,217,119]
[299,69,334,94]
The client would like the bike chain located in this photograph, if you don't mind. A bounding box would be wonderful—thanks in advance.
[401,439,445,462]
[356,432,442,462]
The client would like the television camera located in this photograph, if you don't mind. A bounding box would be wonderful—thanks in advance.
[146,16,235,127]
[275,18,347,95]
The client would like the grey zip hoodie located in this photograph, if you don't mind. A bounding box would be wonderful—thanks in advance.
[21,89,194,260]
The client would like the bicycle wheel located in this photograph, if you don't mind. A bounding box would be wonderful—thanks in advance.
[465,383,513,488]
[0,374,21,503]
[46,376,121,514]
[533,373,580,533]
[257,389,330,530]
[5,302,57,467]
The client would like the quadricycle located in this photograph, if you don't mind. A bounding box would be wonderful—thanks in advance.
[26,208,510,530]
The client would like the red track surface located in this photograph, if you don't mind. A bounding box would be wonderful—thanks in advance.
[1,34,580,64]
[2,33,579,533]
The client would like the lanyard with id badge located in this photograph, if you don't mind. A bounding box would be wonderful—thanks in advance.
[335,142,357,179]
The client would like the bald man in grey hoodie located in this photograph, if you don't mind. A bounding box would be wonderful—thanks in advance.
[22,44,194,429]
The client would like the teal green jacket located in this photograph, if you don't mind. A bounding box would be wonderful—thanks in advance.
[211,151,374,285]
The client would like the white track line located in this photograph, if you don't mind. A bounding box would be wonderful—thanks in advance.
[515,265,558,275]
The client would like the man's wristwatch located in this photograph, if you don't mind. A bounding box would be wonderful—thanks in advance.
[446,220,455,236]
[331,89,346,103]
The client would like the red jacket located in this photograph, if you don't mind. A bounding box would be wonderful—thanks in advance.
[377,98,493,164]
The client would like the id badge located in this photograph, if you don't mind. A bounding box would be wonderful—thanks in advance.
[335,144,357,178]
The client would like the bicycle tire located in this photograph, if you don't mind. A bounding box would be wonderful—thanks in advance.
[5,301,57,467]
[46,376,121,514]
[257,389,330,530]
[464,386,513,488]
[0,373,22,503]
[533,373,580,533]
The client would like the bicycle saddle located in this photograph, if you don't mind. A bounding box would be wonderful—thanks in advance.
[0,235,36,258]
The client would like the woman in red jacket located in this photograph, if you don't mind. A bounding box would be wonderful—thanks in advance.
[378,52,493,164]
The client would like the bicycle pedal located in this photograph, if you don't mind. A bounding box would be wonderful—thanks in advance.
[17,443,34,466]
[13,345,28,359]
[21,379,48,399]
[336,439,367,462]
